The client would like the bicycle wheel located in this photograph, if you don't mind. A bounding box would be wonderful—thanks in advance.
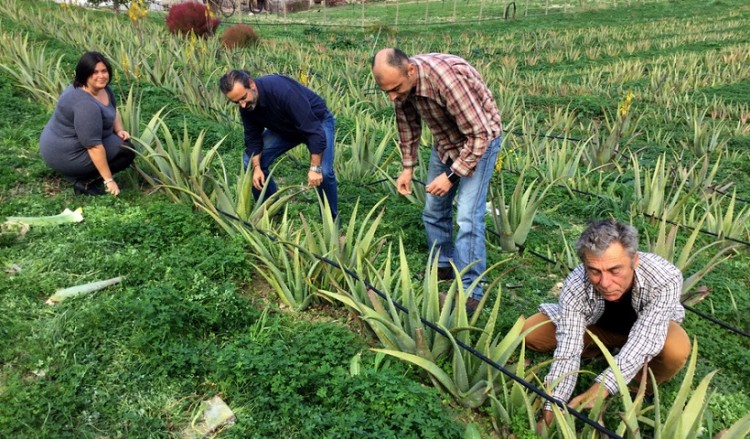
[218,0,236,18]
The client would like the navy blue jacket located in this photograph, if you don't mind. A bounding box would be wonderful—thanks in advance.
[240,74,329,157]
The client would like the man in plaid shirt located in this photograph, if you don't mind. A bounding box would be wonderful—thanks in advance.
[523,219,691,429]
[371,48,503,310]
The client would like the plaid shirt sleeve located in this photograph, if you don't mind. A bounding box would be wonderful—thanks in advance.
[595,260,684,395]
[394,99,422,169]
[543,267,590,410]
[440,64,498,177]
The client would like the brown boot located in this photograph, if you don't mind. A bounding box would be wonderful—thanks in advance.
[465,297,480,314]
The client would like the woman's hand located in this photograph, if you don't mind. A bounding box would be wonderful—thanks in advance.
[104,179,120,196]
[116,130,130,141]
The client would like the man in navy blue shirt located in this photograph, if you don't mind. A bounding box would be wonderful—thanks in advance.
[219,70,338,219]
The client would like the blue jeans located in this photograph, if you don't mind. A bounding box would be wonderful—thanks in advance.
[243,112,338,219]
[422,136,501,299]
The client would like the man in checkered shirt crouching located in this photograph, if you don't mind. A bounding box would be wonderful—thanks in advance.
[523,219,691,430]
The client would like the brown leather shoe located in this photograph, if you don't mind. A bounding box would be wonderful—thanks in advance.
[439,292,480,315]
[465,297,481,314]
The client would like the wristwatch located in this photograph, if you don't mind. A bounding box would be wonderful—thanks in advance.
[309,165,323,174]
[446,170,460,184]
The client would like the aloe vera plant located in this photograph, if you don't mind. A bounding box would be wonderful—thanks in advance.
[131,112,225,203]
[646,215,738,299]
[372,291,526,408]
[639,340,717,439]
[488,343,545,437]
[674,151,724,197]
[715,412,750,439]
[320,240,510,359]
[335,113,397,181]
[252,228,323,311]
[532,138,585,186]
[317,241,426,356]
[631,153,694,220]
[0,33,68,109]
[680,105,730,156]
[488,171,558,252]
[702,190,750,241]
[118,84,142,139]
[543,332,658,439]
[302,197,388,289]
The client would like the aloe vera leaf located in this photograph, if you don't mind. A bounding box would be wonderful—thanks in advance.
[5,208,84,226]
[46,276,124,305]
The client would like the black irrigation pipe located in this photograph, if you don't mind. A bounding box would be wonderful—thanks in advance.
[642,213,750,248]
[682,304,750,338]
[512,239,750,339]
[505,129,582,143]
[499,130,749,206]
[486,228,564,267]
[499,167,750,249]
[711,187,750,205]
[215,7,576,30]
[499,167,610,201]
[209,204,625,439]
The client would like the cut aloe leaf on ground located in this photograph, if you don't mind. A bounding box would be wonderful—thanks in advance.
[5,208,84,226]
[46,276,124,305]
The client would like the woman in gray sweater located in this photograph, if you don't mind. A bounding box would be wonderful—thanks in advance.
[39,52,135,196]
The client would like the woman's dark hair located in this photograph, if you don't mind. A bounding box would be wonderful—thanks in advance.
[73,51,112,88]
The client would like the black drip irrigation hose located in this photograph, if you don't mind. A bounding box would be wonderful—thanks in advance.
[499,129,748,206]
[497,168,749,248]
[209,205,624,439]
[710,188,750,205]
[682,304,750,338]
[505,129,582,143]
[642,213,750,248]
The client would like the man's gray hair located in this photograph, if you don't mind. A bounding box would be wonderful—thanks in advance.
[575,219,639,260]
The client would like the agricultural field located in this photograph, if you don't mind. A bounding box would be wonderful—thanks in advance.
[0,0,748,437]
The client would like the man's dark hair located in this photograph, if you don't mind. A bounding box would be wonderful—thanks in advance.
[575,219,639,261]
[371,48,410,75]
[73,51,113,88]
[219,69,253,94]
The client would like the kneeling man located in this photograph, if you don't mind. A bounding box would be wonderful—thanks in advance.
[523,219,691,427]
